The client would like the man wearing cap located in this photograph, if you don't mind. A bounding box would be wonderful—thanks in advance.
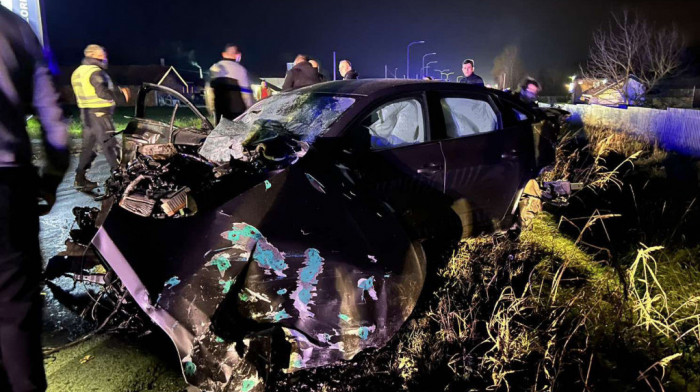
[459,59,484,86]
[0,7,69,391]
[71,44,129,191]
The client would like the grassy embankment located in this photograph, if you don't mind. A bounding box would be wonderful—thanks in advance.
[270,122,700,391]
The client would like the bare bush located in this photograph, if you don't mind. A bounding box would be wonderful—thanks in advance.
[582,10,684,104]
[491,45,526,90]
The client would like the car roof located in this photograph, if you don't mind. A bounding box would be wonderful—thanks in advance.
[297,79,498,97]
[295,79,531,112]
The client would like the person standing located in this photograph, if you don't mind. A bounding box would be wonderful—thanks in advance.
[459,59,484,86]
[0,7,69,391]
[282,54,322,91]
[71,44,129,190]
[257,80,271,100]
[338,60,359,80]
[206,44,254,124]
[518,77,541,106]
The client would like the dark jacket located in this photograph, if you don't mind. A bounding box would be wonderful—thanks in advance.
[78,57,123,113]
[343,69,359,80]
[459,73,484,86]
[282,61,322,91]
[86,57,121,104]
[0,8,68,188]
[207,58,254,122]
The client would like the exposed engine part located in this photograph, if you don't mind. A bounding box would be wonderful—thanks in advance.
[213,163,232,178]
[161,187,190,216]
[70,206,100,244]
[139,143,178,160]
[540,180,584,207]
[120,194,157,217]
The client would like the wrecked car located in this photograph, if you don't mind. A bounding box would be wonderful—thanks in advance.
[49,81,567,391]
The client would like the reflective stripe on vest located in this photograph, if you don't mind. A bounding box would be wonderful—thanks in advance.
[71,65,115,109]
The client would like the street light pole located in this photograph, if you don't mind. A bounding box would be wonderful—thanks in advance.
[421,52,436,78]
[333,51,337,81]
[424,60,437,79]
[406,40,425,80]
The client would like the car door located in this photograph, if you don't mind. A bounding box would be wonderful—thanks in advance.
[431,91,531,235]
[338,94,452,241]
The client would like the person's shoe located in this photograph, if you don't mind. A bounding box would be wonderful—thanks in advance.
[74,172,98,191]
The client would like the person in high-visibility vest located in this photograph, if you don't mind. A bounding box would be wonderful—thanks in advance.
[71,44,129,190]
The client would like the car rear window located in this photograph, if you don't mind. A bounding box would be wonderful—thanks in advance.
[440,97,498,138]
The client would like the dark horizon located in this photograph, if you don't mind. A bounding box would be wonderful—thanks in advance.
[45,0,700,93]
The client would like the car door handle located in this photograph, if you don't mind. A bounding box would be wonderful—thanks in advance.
[501,149,519,159]
[417,162,443,174]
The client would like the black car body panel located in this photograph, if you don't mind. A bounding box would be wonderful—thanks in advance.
[55,80,565,391]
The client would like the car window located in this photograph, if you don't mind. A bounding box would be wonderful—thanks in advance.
[362,98,425,149]
[440,97,498,138]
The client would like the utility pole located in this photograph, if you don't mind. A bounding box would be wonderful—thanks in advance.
[385,64,388,79]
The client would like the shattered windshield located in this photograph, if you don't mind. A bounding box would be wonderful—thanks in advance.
[199,93,355,164]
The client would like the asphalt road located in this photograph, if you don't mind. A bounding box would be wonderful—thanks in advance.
[39,150,107,346]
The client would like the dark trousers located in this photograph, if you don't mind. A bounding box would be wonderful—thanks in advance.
[76,109,119,173]
[0,168,46,392]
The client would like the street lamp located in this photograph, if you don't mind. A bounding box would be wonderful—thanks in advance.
[568,74,577,103]
[406,40,425,80]
[421,61,437,78]
[434,69,452,81]
[421,52,436,78]
[434,69,446,80]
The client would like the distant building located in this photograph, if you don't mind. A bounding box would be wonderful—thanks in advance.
[582,76,646,106]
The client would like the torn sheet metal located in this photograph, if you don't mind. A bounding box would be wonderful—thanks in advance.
[92,161,428,391]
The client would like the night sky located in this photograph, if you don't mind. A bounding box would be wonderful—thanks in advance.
[45,0,700,89]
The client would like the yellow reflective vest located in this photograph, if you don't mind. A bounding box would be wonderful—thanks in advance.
[71,65,115,109]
